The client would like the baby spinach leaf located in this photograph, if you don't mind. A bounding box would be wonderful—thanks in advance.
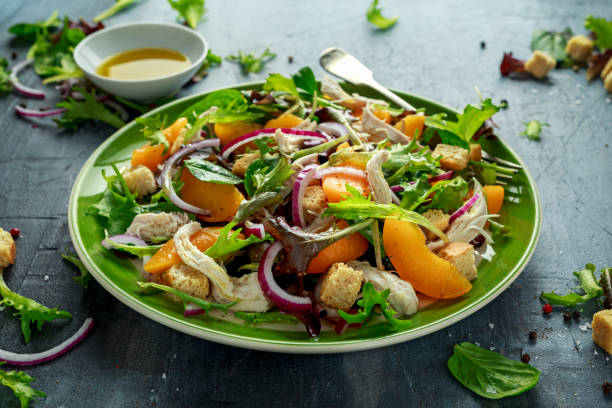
[448,342,540,399]
[0,362,46,408]
[366,0,398,30]
[530,28,572,63]
[264,73,298,96]
[184,158,243,185]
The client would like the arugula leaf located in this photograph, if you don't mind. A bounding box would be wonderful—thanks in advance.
[541,264,603,307]
[94,0,137,22]
[184,158,243,185]
[8,10,60,42]
[366,0,398,30]
[135,114,169,154]
[137,281,236,312]
[204,222,271,259]
[103,239,162,258]
[0,58,12,95]
[244,157,277,196]
[226,48,276,74]
[192,49,222,81]
[323,185,447,240]
[61,252,91,289]
[293,66,317,98]
[520,120,549,141]
[448,342,540,399]
[0,362,46,408]
[423,177,468,213]
[585,16,612,51]
[55,87,126,130]
[338,282,410,330]
[530,28,572,63]
[169,0,205,29]
[234,311,299,325]
[0,270,72,344]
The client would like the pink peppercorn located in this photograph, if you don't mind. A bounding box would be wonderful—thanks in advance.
[542,303,552,314]
[9,228,19,238]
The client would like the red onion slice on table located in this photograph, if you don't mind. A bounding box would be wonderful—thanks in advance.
[291,164,318,228]
[449,193,480,224]
[10,59,45,99]
[220,128,327,160]
[15,105,66,117]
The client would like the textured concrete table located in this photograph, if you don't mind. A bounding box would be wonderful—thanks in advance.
[1,1,611,407]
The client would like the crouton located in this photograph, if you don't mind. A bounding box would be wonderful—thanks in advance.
[422,209,450,241]
[320,262,364,311]
[469,144,482,161]
[602,58,612,80]
[524,50,556,79]
[592,310,612,354]
[565,35,594,62]
[605,71,612,94]
[122,165,156,197]
[232,151,261,177]
[303,185,327,224]
[0,228,16,268]
[432,144,469,171]
[157,263,209,302]
[437,242,477,281]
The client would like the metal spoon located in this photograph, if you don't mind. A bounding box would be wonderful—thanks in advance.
[319,47,416,111]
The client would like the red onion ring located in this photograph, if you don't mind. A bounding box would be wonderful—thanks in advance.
[101,234,147,249]
[317,121,348,138]
[15,105,66,117]
[257,242,312,312]
[244,221,265,239]
[449,193,480,224]
[160,139,220,216]
[0,318,94,366]
[10,59,45,99]
[314,166,367,180]
[428,171,454,183]
[220,128,327,160]
[184,303,205,317]
[291,164,318,228]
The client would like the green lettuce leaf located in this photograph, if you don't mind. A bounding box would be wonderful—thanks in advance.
[8,10,60,42]
[540,264,603,306]
[366,0,398,30]
[530,28,572,63]
[135,114,169,154]
[226,48,276,74]
[61,252,91,289]
[192,49,222,81]
[0,58,12,95]
[55,87,126,130]
[520,120,549,141]
[204,222,272,259]
[585,15,612,51]
[169,0,205,29]
[0,363,46,408]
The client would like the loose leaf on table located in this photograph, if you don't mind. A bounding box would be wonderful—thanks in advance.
[94,0,137,22]
[234,311,299,325]
[8,10,60,42]
[61,252,91,289]
[447,342,540,399]
[55,87,126,130]
[135,114,169,154]
[0,58,12,95]
[0,270,72,344]
[338,282,411,330]
[204,222,272,260]
[0,363,46,408]
[168,0,205,29]
[540,263,603,307]
[530,28,572,63]
[585,15,612,51]
[520,120,549,141]
[137,282,236,313]
[366,0,398,30]
[192,49,222,82]
[184,158,243,185]
[226,48,276,74]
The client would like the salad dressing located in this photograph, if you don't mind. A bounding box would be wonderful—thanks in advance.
[97,48,191,80]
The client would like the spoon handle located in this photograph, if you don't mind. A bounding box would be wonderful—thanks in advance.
[362,78,416,112]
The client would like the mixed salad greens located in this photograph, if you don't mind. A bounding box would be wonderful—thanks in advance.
[91,67,509,337]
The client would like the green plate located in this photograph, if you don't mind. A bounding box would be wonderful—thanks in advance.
[68,82,542,353]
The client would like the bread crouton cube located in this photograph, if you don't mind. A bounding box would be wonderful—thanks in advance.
[432,144,469,171]
[469,144,482,161]
[592,310,612,354]
[437,242,477,281]
[232,151,261,177]
[157,263,210,302]
[601,58,612,80]
[605,71,612,94]
[0,228,16,268]
[123,165,157,197]
[565,35,594,62]
[422,209,451,241]
[320,262,364,311]
[524,50,556,79]
[303,185,327,224]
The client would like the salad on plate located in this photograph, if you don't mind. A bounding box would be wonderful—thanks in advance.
[91,67,510,337]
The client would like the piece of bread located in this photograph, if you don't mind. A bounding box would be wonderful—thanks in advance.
[605,71,612,94]
[422,209,451,241]
[320,262,364,311]
[157,263,210,302]
[432,144,470,171]
[469,144,482,161]
[0,228,16,268]
[232,151,261,177]
[524,50,556,79]
[437,242,478,281]
[565,35,594,62]
[122,165,157,197]
[303,185,327,224]
[592,310,612,354]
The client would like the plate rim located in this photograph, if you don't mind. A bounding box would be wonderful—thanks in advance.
[68,82,542,354]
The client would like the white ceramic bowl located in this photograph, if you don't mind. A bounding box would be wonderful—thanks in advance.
[74,22,207,102]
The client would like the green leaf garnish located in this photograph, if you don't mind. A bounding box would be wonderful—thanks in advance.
[0,362,46,408]
[93,0,137,23]
[520,120,549,141]
[540,264,603,306]
[8,10,60,42]
[193,49,222,81]
[168,0,205,29]
[135,114,169,154]
[61,252,91,289]
[0,58,12,95]
[137,281,236,313]
[226,48,276,74]
[204,222,272,260]
[234,311,299,325]
[366,0,398,30]
[530,28,572,63]
[55,87,126,130]
[585,15,612,51]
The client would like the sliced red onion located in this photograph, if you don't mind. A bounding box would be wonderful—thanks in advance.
[15,105,66,117]
[0,318,94,366]
[449,193,480,224]
[104,100,129,121]
[102,234,147,249]
[184,303,205,317]
[220,128,327,160]
[291,164,318,228]
[390,185,404,193]
[244,221,265,239]
[10,59,45,99]
[317,121,348,138]
[257,242,312,312]
[160,139,220,216]
[428,171,454,183]
[314,166,367,180]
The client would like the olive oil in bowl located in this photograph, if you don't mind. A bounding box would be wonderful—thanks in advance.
[97,48,191,80]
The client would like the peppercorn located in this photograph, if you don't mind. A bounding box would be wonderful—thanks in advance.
[542,303,552,314]
[288,56,294,63]
[500,99,509,109]
[528,331,537,341]
[480,41,486,49]
[11,51,17,60]
[521,353,531,363]
[9,228,19,238]
[563,312,572,321]
[573,311,581,320]
[603,382,612,394]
